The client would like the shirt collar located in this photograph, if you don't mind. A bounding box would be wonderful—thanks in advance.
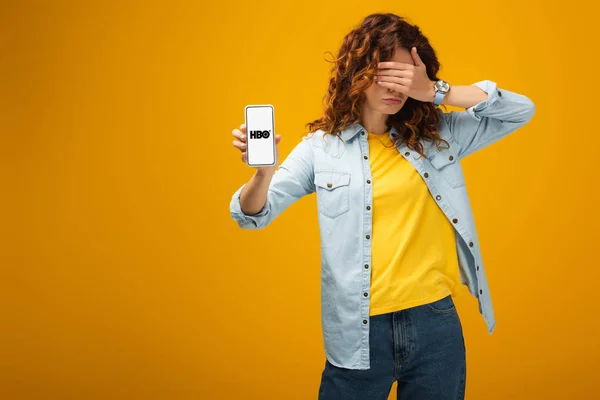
[339,123,400,142]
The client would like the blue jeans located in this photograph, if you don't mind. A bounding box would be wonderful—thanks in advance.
[318,295,466,400]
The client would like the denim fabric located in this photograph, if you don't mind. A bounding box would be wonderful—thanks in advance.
[230,80,535,369]
[317,295,466,400]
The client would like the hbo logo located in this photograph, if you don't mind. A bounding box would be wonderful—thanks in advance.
[249,130,271,139]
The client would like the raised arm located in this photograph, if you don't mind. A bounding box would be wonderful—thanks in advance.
[230,136,315,229]
[439,80,536,159]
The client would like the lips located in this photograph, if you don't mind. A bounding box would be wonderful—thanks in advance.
[383,98,403,104]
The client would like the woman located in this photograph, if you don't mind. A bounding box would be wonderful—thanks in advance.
[229,13,535,400]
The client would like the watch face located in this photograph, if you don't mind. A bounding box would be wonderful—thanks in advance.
[435,80,450,93]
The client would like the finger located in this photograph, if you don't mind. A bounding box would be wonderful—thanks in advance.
[275,134,281,144]
[376,80,409,94]
[233,139,246,151]
[240,123,246,133]
[376,76,411,87]
[232,128,246,142]
[241,151,246,162]
[376,68,413,78]
[377,61,410,71]
[411,47,425,67]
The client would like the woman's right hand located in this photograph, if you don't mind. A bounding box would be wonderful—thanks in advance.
[232,123,281,173]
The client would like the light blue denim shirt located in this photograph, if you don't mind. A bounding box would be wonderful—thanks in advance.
[229,80,535,370]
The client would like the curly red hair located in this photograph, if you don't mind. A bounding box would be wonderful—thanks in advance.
[306,13,449,157]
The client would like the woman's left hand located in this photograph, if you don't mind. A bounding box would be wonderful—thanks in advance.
[374,47,436,103]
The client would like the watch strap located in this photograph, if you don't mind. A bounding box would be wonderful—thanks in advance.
[434,90,446,106]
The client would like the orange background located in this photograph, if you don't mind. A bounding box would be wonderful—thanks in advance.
[1,1,598,399]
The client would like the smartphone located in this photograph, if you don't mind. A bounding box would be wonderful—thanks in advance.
[244,104,276,167]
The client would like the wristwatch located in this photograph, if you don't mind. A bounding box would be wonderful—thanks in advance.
[433,80,450,106]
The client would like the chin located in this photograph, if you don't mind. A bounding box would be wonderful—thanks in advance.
[381,105,404,115]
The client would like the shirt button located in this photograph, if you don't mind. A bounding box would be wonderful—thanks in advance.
[364,264,369,269]
[449,155,454,161]
[469,242,474,247]
[477,265,480,271]
[405,151,410,156]
[363,292,368,297]
[366,180,371,184]
[363,319,368,324]
[480,289,483,294]
[498,91,502,97]
[366,235,370,239]
[452,218,458,223]
[361,131,365,135]
[424,173,429,178]
[327,183,332,188]
[366,206,371,210]
[364,156,368,160]
[436,195,442,201]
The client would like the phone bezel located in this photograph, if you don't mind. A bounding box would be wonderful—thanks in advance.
[244,104,276,167]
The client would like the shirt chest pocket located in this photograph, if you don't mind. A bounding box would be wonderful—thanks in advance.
[314,171,351,218]
[429,145,466,188]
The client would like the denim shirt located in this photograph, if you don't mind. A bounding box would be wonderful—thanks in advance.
[229,80,535,369]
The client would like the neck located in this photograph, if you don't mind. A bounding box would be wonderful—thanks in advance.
[359,101,389,134]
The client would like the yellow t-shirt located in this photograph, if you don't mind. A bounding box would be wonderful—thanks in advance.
[367,131,462,316]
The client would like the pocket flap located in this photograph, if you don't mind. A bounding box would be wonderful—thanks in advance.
[429,145,459,169]
[314,171,350,190]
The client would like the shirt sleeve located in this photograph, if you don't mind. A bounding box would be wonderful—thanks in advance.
[229,135,315,229]
[439,80,536,159]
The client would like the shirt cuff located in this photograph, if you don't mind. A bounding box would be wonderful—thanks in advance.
[465,80,501,121]
[229,184,271,226]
